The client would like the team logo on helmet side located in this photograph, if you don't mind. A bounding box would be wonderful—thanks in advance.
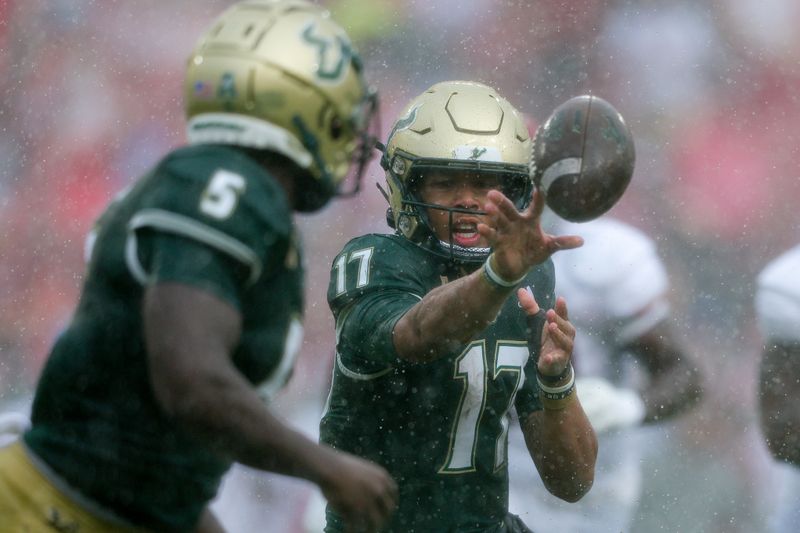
[385,105,419,151]
[301,22,354,82]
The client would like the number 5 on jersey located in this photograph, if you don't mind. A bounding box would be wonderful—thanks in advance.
[200,170,246,220]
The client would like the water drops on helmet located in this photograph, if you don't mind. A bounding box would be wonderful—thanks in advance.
[381,80,532,263]
[185,0,379,211]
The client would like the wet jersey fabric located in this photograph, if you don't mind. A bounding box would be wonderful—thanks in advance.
[320,233,554,532]
[24,144,304,531]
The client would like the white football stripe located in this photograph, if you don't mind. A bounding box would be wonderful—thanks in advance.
[540,157,582,193]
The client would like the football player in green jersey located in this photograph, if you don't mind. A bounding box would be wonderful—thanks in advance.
[319,81,598,532]
[0,2,398,532]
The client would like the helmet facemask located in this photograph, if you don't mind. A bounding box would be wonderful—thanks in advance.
[289,85,379,211]
[336,86,380,200]
[384,150,531,265]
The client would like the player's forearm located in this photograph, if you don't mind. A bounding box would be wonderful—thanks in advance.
[525,404,597,502]
[144,283,340,483]
[157,362,349,486]
[394,266,515,362]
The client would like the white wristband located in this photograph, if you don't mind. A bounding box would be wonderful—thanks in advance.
[537,365,575,394]
[483,254,527,288]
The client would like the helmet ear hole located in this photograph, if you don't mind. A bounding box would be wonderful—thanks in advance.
[330,116,344,141]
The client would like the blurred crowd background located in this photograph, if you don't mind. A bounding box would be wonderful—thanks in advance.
[2,0,799,531]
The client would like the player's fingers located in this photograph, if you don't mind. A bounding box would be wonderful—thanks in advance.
[554,296,569,321]
[477,222,497,243]
[482,194,500,217]
[369,497,396,532]
[516,286,540,315]
[487,189,519,223]
[546,320,574,354]
[531,188,546,218]
[549,234,584,252]
[378,479,399,520]
[547,307,575,339]
[481,199,504,234]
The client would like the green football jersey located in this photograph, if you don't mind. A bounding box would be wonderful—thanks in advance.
[320,234,555,532]
[24,145,304,531]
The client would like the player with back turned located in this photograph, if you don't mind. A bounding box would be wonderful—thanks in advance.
[0,2,398,532]
[319,80,598,532]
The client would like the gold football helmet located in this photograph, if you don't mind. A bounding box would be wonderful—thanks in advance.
[381,80,532,263]
[185,0,378,211]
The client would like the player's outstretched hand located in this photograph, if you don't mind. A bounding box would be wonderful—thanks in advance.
[517,289,575,377]
[321,450,398,532]
[478,189,583,282]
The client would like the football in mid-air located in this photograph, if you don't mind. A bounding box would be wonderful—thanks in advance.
[530,95,635,222]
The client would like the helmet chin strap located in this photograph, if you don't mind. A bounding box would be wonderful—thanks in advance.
[387,196,491,264]
[434,205,490,264]
[434,238,490,263]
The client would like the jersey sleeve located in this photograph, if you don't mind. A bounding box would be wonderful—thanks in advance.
[137,230,249,309]
[756,245,800,342]
[127,150,292,307]
[328,235,432,374]
[554,218,669,344]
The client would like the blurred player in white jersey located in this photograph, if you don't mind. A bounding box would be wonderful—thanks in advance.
[755,244,800,533]
[508,216,704,533]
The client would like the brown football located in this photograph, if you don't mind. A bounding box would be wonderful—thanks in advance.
[530,95,635,222]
